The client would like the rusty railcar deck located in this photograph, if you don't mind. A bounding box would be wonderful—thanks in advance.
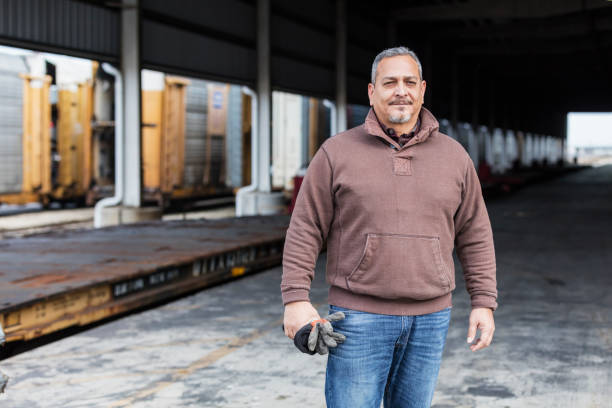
[0,215,290,342]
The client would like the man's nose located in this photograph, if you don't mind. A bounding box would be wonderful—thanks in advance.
[394,82,408,96]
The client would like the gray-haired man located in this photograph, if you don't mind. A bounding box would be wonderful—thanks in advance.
[282,47,497,407]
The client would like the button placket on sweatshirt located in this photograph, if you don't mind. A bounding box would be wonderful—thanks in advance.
[390,142,415,176]
[392,155,413,175]
[388,132,420,176]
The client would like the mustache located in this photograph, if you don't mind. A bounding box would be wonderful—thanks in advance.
[389,99,413,105]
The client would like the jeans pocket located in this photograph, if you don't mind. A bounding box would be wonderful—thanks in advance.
[329,304,365,315]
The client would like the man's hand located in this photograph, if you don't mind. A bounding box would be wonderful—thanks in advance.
[283,301,320,339]
[467,307,495,352]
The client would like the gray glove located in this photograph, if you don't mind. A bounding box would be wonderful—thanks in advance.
[307,311,347,355]
[1,326,8,393]
[0,371,7,394]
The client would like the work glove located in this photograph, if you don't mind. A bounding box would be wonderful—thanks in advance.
[0,325,8,393]
[284,311,346,355]
[0,370,7,394]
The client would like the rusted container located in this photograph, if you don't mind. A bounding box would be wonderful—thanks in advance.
[0,58,96,206]
[142,76,246,206]
[0,56,53,205]
[0,54,27,199]
[0,74,53,205]
[55,82,93,200]
[142,76,190,197]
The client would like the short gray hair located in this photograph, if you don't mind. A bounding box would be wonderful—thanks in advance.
[371,47,423,84]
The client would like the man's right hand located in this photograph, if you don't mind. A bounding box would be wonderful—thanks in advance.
[283,301,321,340]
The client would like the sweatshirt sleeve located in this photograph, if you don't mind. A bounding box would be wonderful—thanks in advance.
[280,146,335,305]
[454,156,498,311]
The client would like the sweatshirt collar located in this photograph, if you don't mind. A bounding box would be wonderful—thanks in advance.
[364,107,440,150]
[374,110,420,143]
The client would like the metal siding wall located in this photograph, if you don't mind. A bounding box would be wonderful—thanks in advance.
[142,19,256,84]
[226,85,243,188]
[0,54,26,194]
[347,43,374,105]
[347,14,386,53]
[184,78,208,187]
[271,55,334,98]
[270,14,335,98]
[0,0,380,102]
[271,14,334,66]
[142,0,255,42]
[271,0,335,31]
[346,18,384,103]
[0,0,118,59]
[141,0,339,97]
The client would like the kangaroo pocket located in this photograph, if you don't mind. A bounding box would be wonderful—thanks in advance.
[345,233,451,300]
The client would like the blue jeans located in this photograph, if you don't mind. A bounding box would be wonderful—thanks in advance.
[325,305,452,408]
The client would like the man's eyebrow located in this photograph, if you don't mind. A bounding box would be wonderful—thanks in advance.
[381,75,419,81]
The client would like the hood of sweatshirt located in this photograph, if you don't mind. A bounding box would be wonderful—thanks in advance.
[364,107,440,151]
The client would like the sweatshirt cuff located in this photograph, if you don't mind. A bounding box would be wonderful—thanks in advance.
[281,288,311,305]
[470,294,498,311]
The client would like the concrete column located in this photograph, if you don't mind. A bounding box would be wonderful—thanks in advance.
[257,0,271,193]
[96,2,160,227]
[121,0,141,207]
[336,0,347,133]
[250,0,284,215]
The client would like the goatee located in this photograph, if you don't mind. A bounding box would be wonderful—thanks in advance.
[389,112,412,124]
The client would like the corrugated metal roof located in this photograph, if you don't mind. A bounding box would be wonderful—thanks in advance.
[0,0,119,60]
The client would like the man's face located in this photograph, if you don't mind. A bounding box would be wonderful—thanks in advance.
[368,55,426,125]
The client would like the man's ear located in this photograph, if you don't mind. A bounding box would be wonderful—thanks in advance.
[420,80,427,103]
[367,83,374,106]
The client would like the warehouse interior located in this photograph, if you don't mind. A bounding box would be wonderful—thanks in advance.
[1,0,610,220]
[0,0,611,406]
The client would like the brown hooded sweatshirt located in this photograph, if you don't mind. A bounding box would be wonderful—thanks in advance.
[280,107,498,315]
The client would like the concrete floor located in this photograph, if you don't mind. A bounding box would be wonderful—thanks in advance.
[1,165,611,407]
[0,206,237,238]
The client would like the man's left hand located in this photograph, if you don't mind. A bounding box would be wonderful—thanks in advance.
[466,307,495,352]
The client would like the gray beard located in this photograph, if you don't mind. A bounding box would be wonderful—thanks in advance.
[389,112,412,124]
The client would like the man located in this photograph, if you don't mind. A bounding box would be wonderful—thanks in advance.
[281,47,497,407]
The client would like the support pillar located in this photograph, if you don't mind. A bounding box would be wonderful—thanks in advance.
[122,0,142,207]
[336,0,347,133]
[96,0,159,227]
[248,0,284,215]
[257,0,271,194]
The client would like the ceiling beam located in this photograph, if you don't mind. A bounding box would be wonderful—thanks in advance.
[452,31,612,55]
[393,0,612,21]
[414,10,612,41]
